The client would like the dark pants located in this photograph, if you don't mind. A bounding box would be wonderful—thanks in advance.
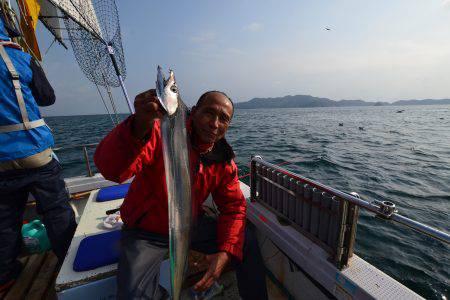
[117,216,268,300]
[0,159,76,284]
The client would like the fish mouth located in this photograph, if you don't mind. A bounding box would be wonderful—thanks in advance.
[156,66,179,116]
[156,66,168,112]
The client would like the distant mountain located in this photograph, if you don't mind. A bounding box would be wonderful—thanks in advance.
[234,95,450,109]
[391,99,450,106]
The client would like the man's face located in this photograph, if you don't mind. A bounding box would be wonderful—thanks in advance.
[191,92,233,144]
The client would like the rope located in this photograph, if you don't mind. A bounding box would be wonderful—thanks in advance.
[44,38,56,55]
[92,54,120,126]
[105,79,120,124]
[95,82,116,127]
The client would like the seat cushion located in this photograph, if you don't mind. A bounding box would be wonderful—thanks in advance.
[73,230,121,272]
[96,183,130,202]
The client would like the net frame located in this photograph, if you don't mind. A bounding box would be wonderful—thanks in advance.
[59,0,126,87]
[48,0,133,113]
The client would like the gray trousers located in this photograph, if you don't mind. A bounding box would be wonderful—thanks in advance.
[117,216,268,300]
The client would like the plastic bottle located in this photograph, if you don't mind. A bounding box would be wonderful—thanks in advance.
[21,220,51,253]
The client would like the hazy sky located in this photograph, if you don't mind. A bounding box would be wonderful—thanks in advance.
[36,0,450,116]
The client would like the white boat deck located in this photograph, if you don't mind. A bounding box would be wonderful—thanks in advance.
[55,190,123,291]
[248,201,423,300]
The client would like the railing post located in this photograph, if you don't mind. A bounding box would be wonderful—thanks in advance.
[83,146,93,177]
[345,203,359,259]
[250,155,260,202]
[345,192,360,259]
[335,198,348,269]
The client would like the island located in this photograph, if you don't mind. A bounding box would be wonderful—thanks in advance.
[234,95,450,109]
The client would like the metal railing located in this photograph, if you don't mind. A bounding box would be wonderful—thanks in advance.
[53,143,99,177]
[251,156,450,245]
[250,156,358,268]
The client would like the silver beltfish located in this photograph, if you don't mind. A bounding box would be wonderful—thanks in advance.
[156,66,192,300]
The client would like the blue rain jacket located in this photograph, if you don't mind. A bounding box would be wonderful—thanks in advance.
[0,14,8,40]
[0,17,54,162]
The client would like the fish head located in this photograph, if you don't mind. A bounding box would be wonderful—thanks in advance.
[156,66,179,116]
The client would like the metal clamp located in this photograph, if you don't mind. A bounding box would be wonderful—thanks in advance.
[11,70,19,79]
[350,192,360,199]
[372,200,398,218]
[107,44,115,55]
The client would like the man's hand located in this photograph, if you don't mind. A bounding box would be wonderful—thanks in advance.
[132,89,164,139]
[193,251,231,292]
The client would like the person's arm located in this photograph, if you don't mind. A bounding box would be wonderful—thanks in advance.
[212,160,247,261]
[29,59,55,106]
[94,89,164,183]
[194,160,247,292]
[94,116,160,183]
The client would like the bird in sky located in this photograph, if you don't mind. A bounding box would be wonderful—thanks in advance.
[325,27,331,31]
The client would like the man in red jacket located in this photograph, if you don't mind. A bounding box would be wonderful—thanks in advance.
[94,90,267,299]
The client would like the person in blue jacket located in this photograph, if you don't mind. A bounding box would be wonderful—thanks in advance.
[0,13,76,291]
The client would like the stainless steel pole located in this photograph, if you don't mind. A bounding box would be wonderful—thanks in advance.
[107,45,135,114]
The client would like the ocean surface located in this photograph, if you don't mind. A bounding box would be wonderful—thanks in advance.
[46,105,450,299]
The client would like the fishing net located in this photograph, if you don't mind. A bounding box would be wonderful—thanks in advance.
[61,0,126,87]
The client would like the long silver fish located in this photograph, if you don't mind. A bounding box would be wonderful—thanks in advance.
[156,66,192,300]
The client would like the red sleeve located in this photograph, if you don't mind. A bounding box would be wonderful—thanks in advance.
[94,116,160,183]
[212,160,247,261]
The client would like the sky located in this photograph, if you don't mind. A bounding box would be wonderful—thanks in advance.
[31,0,450,116]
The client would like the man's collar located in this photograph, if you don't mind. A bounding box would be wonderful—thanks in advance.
[198,137,235,166]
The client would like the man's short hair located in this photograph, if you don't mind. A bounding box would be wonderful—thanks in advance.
[196,91,234,117]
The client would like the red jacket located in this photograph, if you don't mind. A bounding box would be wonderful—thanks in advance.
[94,116,247,260]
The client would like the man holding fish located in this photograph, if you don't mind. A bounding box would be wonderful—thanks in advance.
[95,81,268,299]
